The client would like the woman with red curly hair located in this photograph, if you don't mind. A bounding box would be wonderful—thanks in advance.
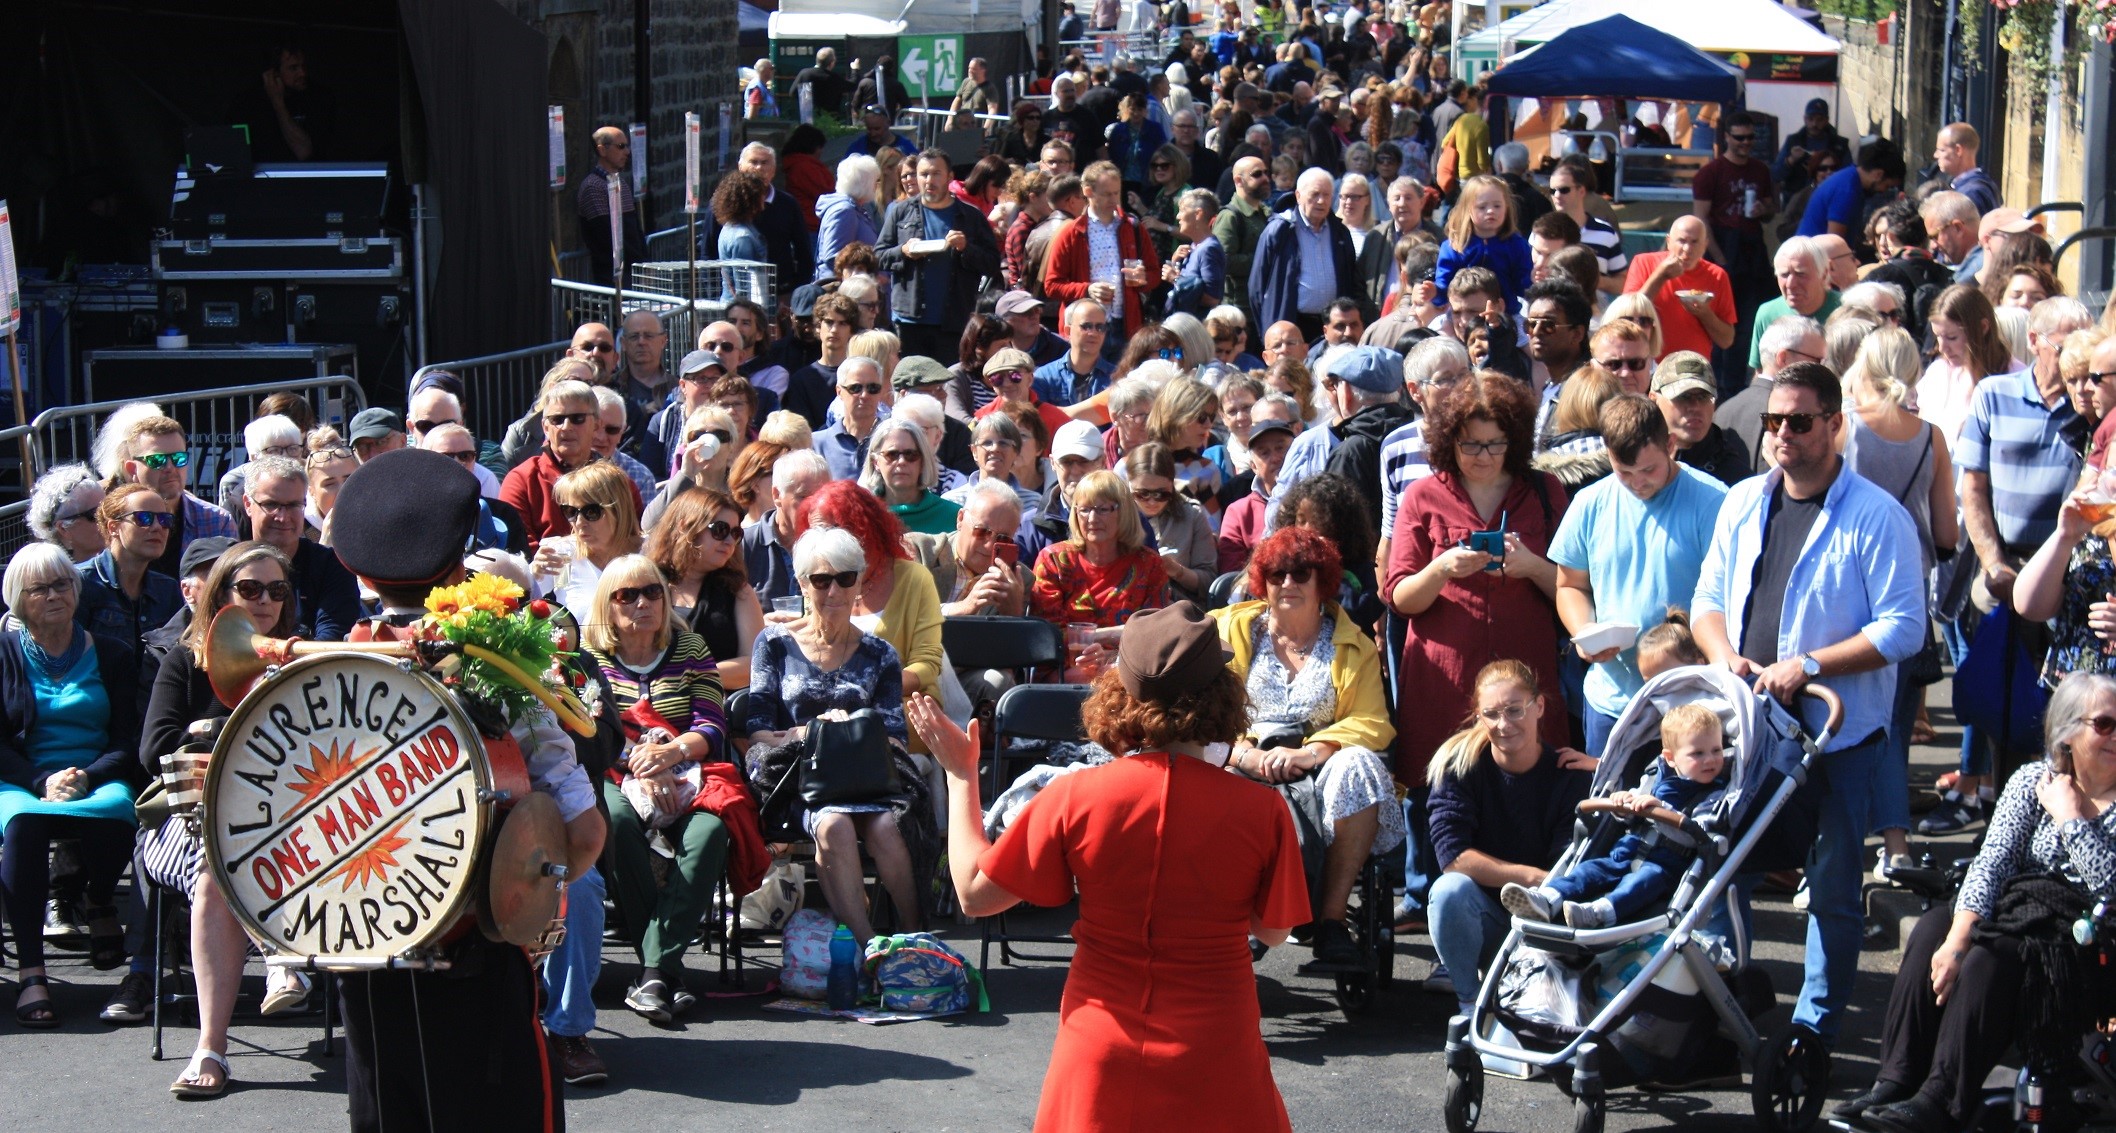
[1210,526,1402,971]
[1384,371,1572,793]
[797,480,944,702]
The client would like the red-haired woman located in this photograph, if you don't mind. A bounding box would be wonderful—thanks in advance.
[1385,372,1572,793]
[1211,526,1402,971]
[798,481,945,703]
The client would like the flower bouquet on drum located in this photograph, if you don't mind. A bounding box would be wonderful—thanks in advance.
[423,575,594,735]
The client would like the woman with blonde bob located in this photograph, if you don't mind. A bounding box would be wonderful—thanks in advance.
[1423,659,1594,1016]
[581,554,732,1023]
[907,602,1307,1132]
[1600,291,1664,360]
[540,461,644,623]
[1029,470,1169,637]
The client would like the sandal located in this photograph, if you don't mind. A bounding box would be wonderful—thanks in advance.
[625,978,672,1023]
[170,1048,231,1098]
[83,904,125,971]
[14,974,57,1029]
[260,967,311,1017]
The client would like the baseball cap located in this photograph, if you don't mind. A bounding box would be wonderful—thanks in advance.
[1246,413,1299,444]
[348,406,405,444]
[892,355,953,391]
[994,290,1042,319]
[1805,97,1830,117]
[1326,346,1405,395]
[1651,351,1716,400]
[1051,419,1105,461]
[1317,85,1346,101]
[982,348,1037,378]
[679,349,726,379]
[180,536,234,579]
[1979,207,2042,241]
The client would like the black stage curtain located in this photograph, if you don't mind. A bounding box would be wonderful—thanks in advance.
[398,0,548,364]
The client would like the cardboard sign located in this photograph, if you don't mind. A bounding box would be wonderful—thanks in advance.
[208,653,487,964]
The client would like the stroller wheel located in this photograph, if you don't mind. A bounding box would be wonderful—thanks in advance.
[1334,970,1376,1016]
[1573,1095,1606,1133]
[1752,1021,1832,1133]
[1444,1063,1484,1133]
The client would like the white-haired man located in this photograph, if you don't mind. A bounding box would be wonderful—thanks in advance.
[408,385,504,497]
[499,380,644,550]
[743,450,830,604]
[1723,315,1826,476]
[1248,167,1375,338]
[1747,236,1840,371]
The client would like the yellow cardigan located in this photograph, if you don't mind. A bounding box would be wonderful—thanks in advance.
[870,557,945,753]
[1211,599,1397,756]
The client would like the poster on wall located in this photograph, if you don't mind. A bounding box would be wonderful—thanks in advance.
[548,107,567,189]
[629,123,648,196]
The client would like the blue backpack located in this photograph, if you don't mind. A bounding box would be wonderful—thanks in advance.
[862,932,988,1015]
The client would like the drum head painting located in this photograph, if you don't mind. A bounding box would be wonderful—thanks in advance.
[204,652,491,966]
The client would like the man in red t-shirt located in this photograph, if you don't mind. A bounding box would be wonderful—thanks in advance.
[1622,216,1736,368]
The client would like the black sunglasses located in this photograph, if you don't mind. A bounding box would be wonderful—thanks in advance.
[1269,566,1317,586]
[545,412,591,427]
[611,582,666,605]
[1760,412,1834,436]
[1597,356,1652,372]
[2086,715,2116,737]
[559,502,607,524]
[702,520,737,542]
[805,570,861,591]
[231,579,292,602]
[1130,487,1173,503]
[839,382,885,396]
[440,448,478,464]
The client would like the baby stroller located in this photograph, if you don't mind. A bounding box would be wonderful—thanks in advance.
[1442,665,1844,1133]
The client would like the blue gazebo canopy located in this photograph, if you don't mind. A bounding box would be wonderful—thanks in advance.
[1483,13,1745,104]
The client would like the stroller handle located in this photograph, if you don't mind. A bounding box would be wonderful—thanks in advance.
[1797,682,1845,737]
[1577,797,1686,828]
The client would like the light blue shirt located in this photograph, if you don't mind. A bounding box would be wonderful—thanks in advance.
[1294,214,1335,315]
[1691,464,1926,751]
[1264,418,1339,525]
[1550,465,1728,717]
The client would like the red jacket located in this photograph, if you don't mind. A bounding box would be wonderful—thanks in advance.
[783,152,833,233]
[1042,210,1162,330]
[498,449,645,551]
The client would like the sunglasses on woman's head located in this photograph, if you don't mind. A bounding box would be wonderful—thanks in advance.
[135,451,189,471]
[1760,412,1831,436]
[126,511,175,529]
[308,445,355,465]
[805,570,860,591]
[231,579,292,602]
[611,583,666,606]
[559,502,607,525]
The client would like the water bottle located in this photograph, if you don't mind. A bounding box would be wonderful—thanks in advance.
[827,924,860,1011]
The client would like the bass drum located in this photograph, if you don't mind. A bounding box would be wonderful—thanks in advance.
[203,652,495,968]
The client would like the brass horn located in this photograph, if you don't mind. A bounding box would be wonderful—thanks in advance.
[204,607,420,707]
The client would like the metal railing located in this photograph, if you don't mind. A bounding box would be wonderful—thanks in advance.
[552,266,773,356]
[22,375,367,502]
[409,343,570,445]
[0,501,32,564]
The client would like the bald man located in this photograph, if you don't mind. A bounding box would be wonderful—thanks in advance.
[1622,215,1737,375]
[577,126,643,286]
[1933,122,1999,214]
[1814,233,1859,291]
[700,142,812,299]
[1213,155,1275,311]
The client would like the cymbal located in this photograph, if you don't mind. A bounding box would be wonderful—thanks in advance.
[479,792,567,947]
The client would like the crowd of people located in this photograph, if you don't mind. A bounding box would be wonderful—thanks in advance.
[11,1,2116,1130]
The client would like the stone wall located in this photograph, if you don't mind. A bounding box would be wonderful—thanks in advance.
[1822,7,1944,156]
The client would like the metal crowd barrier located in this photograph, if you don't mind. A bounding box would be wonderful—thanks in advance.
[21,376,367,502]
[409,342,570,445]
[552,265,774,354]
[0,500,32,563]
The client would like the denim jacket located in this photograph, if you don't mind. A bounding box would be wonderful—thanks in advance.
[1691,463,1926,750]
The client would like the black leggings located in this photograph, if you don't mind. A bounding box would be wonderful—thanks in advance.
[1,812,133,968]
[1876,904,2116,1122]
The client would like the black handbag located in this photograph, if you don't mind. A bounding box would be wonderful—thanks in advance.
[798,709,901,807]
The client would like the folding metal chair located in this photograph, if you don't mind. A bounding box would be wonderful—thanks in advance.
[148,878,335,1060]
[941,615,1066,687]
[1205,570,1244,612]
[981,683,1092,969]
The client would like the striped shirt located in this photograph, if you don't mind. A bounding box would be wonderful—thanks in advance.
[1377,416,1433,538]
[1577,214,1628,279]
[586,629,730,760]
[1952,369,2084,552]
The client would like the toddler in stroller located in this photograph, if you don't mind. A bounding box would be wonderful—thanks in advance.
[1501,704,1729,929]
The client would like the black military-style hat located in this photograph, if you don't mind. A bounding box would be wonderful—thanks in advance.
[331,448,481,586]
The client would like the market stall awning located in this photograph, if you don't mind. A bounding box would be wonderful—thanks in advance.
[1483,13,1746,103]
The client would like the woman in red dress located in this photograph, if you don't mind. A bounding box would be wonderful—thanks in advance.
[1384,370,1571,789]
[907,602,1309,1133]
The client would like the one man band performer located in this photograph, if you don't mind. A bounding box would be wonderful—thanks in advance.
[327,448,606,1133]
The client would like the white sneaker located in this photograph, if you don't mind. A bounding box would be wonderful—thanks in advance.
[1874,851,1914,885]
[1791,879,1811,911]
[1499,882,1556,922]
[1562,900,1611,929]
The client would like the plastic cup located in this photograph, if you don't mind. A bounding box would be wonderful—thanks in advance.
[772,595,805,620]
